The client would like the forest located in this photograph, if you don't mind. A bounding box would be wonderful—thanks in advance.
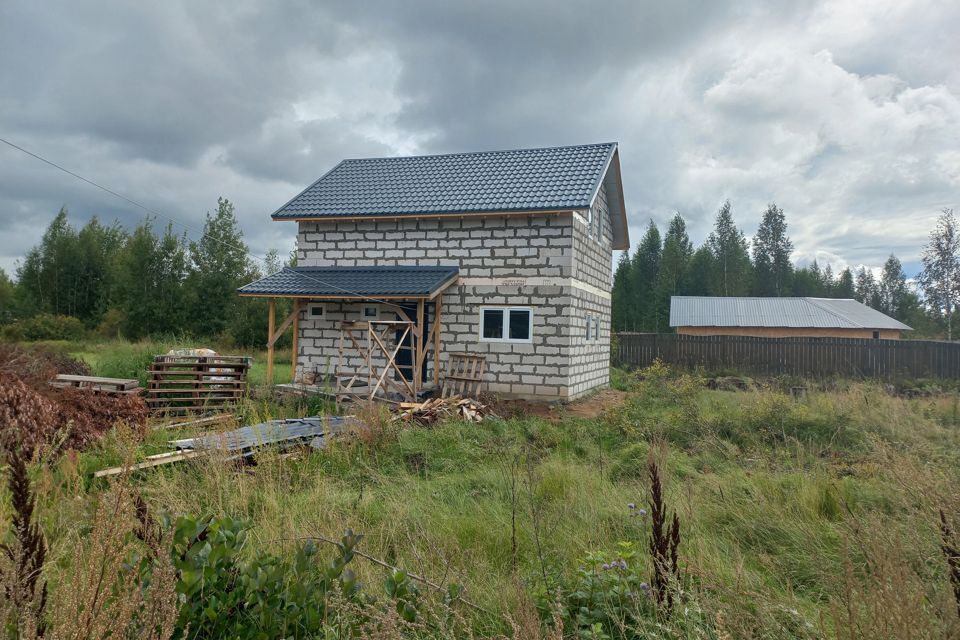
[0,198,290,346]
[1,198,958,342]
[612,201,956,337]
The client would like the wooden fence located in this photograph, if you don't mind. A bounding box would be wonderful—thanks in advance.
[612,333,960,380]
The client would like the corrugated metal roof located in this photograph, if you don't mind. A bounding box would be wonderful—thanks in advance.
[669,296,912,330]
[271,142,617,219]
[237,265,459,298]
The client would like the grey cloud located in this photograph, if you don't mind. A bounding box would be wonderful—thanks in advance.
[0,0,958,279]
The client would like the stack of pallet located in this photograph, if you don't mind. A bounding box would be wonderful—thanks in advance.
[394,396,492,425]
[145,355,251,415]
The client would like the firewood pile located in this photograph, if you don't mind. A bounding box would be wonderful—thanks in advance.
[393,396,494,425]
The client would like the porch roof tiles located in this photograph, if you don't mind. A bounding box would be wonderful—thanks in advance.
[237,265,459,299]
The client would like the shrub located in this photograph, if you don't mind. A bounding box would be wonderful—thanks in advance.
[1,313,87,341]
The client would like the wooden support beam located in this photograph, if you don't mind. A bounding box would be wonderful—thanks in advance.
[416,300,425,395]
[434,295,442,386]
[268,305,297,347]
[267,298,276,386]
[290,300,300,383]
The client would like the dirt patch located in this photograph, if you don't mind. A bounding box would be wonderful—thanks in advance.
[487,388,628,422]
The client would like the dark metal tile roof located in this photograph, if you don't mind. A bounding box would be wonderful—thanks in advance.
[271,142,617,219]
[237,265,459,298]
[669,296,912,330]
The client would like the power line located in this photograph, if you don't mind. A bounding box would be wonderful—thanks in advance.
[0,135,396,304]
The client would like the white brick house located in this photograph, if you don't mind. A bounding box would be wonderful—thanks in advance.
[239,142,629,401]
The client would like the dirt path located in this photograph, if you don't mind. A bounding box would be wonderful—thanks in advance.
[493,388,628,422]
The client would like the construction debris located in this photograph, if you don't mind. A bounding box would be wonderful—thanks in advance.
[94,415,353,477]
[393,396,493,425]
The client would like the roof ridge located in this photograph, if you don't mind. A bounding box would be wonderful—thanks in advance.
[339,141,617,164]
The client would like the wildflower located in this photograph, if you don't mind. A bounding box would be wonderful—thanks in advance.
[638,508,647,517]
[619,559,628,570]
[627,502,636,510]
[601,563,610,571]
[639,582,650,592]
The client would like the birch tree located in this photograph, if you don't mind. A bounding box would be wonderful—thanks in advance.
[918,208,960,339]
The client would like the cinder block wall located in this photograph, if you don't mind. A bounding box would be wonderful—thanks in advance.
[567,182,614,397]
[294,211,613,400]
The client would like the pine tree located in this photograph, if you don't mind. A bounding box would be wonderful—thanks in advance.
[707,201,752,296]
[653,214,692,331]
[878,255,908,319]
[611,251,633,332]
[0,268,15,324]
[630,221,661,331]
[116,220,189,338]
[683,245,714,296]
[751,203,794,296]
[918,208,960,339]
[186,197,251,337]
[835,268,856,298]
[854,267,879,308]
[821,263,835,296]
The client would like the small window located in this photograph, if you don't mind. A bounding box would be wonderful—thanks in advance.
[872,330,880,339]
[362,305,379,320]
[307,303,325,319]
[479,307,532,343]
[586,315,599,342]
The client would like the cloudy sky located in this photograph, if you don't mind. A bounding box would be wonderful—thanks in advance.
[1,0,958,278]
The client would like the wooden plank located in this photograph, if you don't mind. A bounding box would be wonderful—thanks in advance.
[267,298,276,385]
[94,450,205,477]
[291,299,300,383]
[433,295,442,386]
[55,374,138,389]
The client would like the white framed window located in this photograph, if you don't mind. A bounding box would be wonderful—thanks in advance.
[479,306,533,343]
[306,303,325,319]
[362,304,379,320]
[586,208,594,239]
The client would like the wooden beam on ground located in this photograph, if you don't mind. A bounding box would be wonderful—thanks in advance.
[267,298,276,386]
[290,300,300,383]
[434,294,442,386]
[151,413,233,431]
[94,450,206,478]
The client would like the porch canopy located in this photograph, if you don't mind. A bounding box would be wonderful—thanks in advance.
[237,265,459,387]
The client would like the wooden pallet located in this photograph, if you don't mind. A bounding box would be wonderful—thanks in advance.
[145,355,251,415]
[441,353,486,398]
[50,374,141,395]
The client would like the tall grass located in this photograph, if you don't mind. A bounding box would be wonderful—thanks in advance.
[6,359,960,637]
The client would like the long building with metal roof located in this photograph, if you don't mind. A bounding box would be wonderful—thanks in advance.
[670,296,912,339]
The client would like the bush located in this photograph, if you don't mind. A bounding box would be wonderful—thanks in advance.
[1,313,87,341]
[167,517,435,638]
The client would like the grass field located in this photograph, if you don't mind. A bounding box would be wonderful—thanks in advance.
[8,341,960,637]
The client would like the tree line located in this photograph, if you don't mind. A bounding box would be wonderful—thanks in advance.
[612,201,954,337]
[0,198,290,346]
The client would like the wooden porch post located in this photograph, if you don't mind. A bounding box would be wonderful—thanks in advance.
[290,299,300,383]
[267,298,276,386]
[415,299,425,396]
[433,294,442,386]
